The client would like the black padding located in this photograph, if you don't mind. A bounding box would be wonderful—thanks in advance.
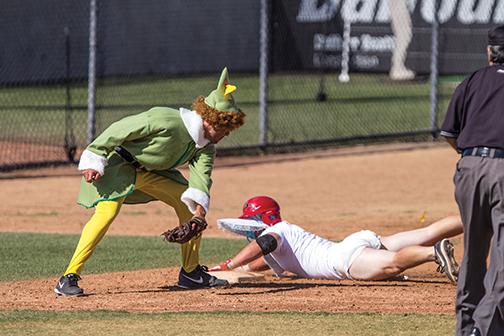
[256,234,278,255]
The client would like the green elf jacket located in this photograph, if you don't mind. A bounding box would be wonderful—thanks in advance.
[77,107,215,211]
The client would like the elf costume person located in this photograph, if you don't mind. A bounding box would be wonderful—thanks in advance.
[54,68,245,295]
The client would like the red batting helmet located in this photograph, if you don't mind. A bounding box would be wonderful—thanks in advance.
[239,196,282,226]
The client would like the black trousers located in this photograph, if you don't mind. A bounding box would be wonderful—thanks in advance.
[454,156,504,336]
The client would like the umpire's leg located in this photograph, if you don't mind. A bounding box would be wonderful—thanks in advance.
[472,234,504,336]
[454,156,493,336]
[135,170,201,273]
[471,158,504,336]
[454,218,491,336]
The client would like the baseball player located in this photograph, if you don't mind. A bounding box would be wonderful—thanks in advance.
[54,68,245,296]
[441,25,504,336]
[210,196,462,284]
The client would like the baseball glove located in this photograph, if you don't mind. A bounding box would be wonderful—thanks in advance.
[161,216,208,244]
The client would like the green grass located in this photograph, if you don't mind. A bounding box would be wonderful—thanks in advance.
[0,310,454,335]
[0,73,457,150]
[0,233,247,282]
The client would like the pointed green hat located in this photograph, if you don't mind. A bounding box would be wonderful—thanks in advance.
[204,67,240,113]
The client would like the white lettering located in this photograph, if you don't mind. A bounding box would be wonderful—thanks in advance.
[297,0,340,22]
[313,53,342,68]
[360,34,395,52]
[342,0,380,23]
[494,0,504,23]
[313,33,344,51]
[376,0,391,22]
[314,33,394,52]
[421,0,458,23]
[458,0,495,24]
[353,55,380,69]
[350,36,361,50]
[298,0,504,25]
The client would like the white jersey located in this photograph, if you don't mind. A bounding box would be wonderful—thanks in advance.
[260,221,381,280]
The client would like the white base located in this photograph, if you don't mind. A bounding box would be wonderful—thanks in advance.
[208,271,265,284]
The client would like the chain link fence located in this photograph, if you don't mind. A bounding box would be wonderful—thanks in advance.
[264,0,488,151]
[0,0,89,170]
[0,0,495,171]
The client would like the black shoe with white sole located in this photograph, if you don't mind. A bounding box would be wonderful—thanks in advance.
[434,238,459,283]
[54,273,84,296]
[178,265,229,289]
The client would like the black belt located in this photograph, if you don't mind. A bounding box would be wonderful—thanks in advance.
[461,147,504,158]
[114,146,142,168]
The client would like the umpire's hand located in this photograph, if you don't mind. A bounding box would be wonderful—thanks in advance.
[82,169,102,182]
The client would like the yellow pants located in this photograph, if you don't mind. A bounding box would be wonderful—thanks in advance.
[64,170,200,276]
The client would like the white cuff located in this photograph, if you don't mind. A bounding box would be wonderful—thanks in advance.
[179,108,209,148]
[78,149,108,176]
[181,187,210,214]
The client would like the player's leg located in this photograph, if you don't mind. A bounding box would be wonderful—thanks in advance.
[349,245,435,281]
[135,170,227,288]
[380,215,463,251]
[55,199,124,296]
[135,171,199,270]
[64,199,124,275]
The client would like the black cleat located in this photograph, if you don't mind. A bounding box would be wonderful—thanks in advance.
[177,265,229,289]
[54,273,84,296]
[434,239,459,283]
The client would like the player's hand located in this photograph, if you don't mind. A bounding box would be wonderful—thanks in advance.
[82,169,102,183]
[194,205,206,219]
[208,259,233,272]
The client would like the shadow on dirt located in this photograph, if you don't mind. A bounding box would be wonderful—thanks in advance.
[87,277,451,297]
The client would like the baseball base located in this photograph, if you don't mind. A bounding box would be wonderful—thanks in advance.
[208,271,265,284]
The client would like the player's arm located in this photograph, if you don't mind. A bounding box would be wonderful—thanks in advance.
[78,112,154,182]
[194,204,206,218]
[444,137,458,152]
[234,232,280,266]
[210,232,280,271]
[181,145,215,216]
[247,257,271,272]
[440,78,468,153]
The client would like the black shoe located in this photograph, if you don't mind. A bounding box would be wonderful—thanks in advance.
[54,273,84,296]
[434,239,459,283]
[469,327,481,336]
[178,265,229,289]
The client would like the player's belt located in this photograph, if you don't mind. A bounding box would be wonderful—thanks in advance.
[462,147,504,159]
[114,146,142,168]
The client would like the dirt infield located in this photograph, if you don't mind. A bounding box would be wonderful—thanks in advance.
[0,142,461,313]
[0,269,455,314]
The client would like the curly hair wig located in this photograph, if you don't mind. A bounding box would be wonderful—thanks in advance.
[192,96,245,130]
